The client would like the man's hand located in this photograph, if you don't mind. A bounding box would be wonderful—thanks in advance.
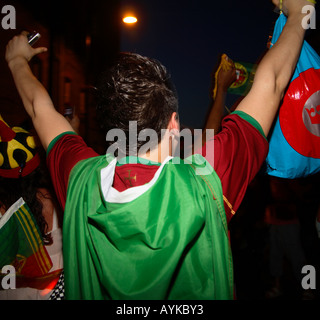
[5,31,47,67]
[272,0,316,16]
[216,59,237,93]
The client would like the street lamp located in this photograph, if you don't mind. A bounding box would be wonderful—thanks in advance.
[122,15,138,24]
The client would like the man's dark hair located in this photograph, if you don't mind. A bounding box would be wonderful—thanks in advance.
[96,52,179,154]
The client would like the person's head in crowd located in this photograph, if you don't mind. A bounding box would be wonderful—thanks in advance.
[0,115,54,244]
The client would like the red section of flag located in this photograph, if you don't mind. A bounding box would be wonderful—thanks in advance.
[279,68,320,159]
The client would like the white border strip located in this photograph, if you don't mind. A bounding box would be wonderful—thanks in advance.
[0,197,25,229]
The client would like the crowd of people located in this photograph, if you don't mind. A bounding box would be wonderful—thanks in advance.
[0,0,319,300]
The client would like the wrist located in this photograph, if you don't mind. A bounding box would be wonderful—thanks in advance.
[216,86,228,95]
[7,56,28,70]
[286,2,315,20]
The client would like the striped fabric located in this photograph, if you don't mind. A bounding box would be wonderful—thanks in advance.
[0,198,52,279]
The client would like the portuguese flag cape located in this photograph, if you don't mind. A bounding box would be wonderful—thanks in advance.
[63,154,233,300]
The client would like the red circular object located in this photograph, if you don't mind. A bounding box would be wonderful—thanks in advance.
[279,68,320,159]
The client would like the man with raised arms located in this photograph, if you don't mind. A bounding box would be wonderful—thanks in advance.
[5,0,312,300]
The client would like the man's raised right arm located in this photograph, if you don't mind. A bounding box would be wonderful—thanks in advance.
[236,0,314,137]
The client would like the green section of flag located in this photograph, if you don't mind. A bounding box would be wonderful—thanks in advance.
[0,214,19,267]
[63,154,233,300]
[0,198,52,277]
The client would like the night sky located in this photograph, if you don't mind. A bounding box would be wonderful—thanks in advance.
[5,0,320,129]
[120,0,276,128]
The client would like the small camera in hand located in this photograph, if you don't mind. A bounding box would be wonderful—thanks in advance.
[27,31,41,46]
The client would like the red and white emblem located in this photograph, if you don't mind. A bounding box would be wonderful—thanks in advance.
[279,68,320,159]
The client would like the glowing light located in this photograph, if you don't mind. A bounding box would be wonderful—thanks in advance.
[123,16,138,24]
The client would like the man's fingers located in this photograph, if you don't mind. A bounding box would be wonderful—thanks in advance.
[21,30,29,37]
[272,0,280,7]
[33,47,48,55]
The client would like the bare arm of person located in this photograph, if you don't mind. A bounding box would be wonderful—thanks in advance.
[204,56,236,133]
[236,0,313,137]
[5,31,74,150]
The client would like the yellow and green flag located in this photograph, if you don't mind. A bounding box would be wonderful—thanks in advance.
[0,198,52,280]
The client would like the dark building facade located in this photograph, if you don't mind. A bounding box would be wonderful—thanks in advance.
[0,0,120,153]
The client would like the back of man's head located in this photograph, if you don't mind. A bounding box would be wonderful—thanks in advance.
[96,52,179,155]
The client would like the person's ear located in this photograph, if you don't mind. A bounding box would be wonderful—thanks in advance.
[168,112,179,132]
